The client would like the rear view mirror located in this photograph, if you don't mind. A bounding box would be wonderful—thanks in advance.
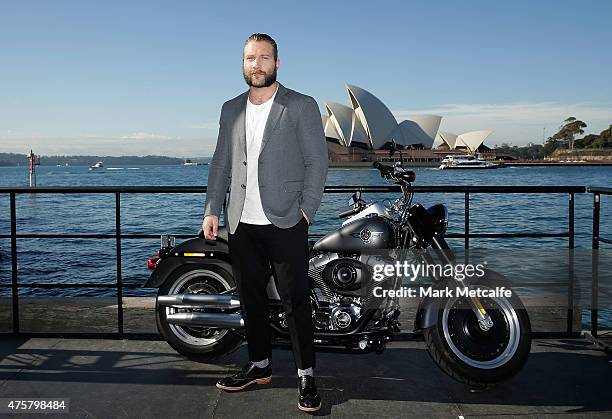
[389,140,396,158]
[348,191,362,206]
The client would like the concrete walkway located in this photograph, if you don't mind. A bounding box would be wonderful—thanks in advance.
[0,337,610,418]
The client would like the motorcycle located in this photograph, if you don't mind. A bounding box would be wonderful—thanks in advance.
[143,156,531,387]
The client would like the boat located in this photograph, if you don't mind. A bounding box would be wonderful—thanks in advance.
[89,161,104,170]
[183,159,201,166]
[439,154,500,170]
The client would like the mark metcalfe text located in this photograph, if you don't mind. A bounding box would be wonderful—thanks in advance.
[373,286,512,298]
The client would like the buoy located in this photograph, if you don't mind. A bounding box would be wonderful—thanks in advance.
[27,149,40,187]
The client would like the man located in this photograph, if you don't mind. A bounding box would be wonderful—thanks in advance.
[202,33,328,412]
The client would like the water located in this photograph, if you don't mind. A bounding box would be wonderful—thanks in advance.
[0,164,610,327]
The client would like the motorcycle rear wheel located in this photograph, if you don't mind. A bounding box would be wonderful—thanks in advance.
[424,275,531,387]
[156,265,243,362]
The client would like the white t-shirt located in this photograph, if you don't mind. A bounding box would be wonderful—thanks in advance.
[239,86,278,224]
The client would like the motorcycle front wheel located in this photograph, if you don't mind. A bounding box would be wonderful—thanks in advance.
[156,264,243,362]
[424,273,531,387]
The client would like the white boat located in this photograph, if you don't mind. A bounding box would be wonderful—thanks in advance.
[439,155,500,170]
[183,159,200,166]
[89,161,104,170]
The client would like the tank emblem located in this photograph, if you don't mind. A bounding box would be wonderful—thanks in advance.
[352,229,383,243]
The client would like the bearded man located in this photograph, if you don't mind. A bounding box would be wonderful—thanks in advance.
[202,33,328,412]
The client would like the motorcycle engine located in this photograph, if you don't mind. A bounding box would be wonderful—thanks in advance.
[304,252,395,332]
[309,254,369,297]
[330,302,361,330]
[312,299,362,331]
[321,258,368,296]
[307,253,370,331]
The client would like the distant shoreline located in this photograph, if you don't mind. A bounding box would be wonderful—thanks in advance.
[0,152,211,167]
[329,161,612,168]
[2,161,612,168]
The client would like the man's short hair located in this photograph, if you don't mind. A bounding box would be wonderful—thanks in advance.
[245,33,278,61]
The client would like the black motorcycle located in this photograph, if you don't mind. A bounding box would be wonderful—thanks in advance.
[143,160,531,387]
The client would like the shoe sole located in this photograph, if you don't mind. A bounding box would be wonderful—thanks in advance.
[297,402,322,412]
[215,376,272,391]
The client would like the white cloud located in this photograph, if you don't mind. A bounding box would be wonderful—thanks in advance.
[120,132,173,140]
[393,101,612,146]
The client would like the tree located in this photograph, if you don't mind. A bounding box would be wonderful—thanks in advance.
[543,138,562,156]
[547,117,587,151]
[592,125,612,148]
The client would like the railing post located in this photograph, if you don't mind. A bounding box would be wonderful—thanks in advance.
[464,192,470,251]
[591,193,600,337]
[115,192,124,336]
[567,192,575,334]
[10,193,19,333]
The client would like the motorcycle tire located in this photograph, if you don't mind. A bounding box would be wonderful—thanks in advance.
[156,264,243,362]
[424,272,531,387]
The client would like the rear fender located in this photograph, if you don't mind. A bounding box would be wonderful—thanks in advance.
[143,236,231,288]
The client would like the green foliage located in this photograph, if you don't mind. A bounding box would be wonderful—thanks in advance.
[491,143,545,160]
[543,139,562,156]
[566,124,612,149]
[546,117,587,152]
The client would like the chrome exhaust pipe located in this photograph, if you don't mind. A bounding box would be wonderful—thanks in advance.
[157,294,240,309]
[166,312,244,328]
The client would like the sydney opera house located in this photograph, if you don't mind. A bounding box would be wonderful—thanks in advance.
[436,130,493,154]
[321,84,493,165]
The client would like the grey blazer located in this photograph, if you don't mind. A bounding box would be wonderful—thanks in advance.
[204,82,328,234]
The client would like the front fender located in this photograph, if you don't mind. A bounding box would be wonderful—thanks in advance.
[414,269,513,331]
[414,292,444,331]
[142,236,231,288]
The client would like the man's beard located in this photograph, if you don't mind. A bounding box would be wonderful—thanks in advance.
[243,67,277,88]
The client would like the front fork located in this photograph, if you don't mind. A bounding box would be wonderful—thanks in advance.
[429,236,493,331]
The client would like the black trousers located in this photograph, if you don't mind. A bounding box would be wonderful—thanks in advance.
[228,218,315,370]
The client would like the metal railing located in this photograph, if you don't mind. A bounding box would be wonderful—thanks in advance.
[587,186,612,337]
[0,184,599,339]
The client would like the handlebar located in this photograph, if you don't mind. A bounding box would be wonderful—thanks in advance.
[373,161,393,176]
[337,207,362,219]
[373,161,416,183]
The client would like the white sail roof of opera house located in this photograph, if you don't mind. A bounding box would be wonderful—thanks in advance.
[350,112,370,147]
[437,130,493,153]
[391,115,443,149]
[325,102,354,146]
[322,114,341,142]
[322,84,443,149]
[437,132,459,149]
[346,84,398,149]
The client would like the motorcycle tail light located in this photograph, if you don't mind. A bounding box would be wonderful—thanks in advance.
[147,257,160,270]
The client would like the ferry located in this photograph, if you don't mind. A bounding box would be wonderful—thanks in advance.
[439,155,500,170]
[183,159,207,166]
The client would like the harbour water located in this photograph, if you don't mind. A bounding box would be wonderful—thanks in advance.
[0,164,610,328]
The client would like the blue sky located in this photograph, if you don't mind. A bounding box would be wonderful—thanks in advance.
[1,0,611,157]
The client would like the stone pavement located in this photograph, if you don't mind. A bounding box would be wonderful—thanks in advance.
[0,337,610,418]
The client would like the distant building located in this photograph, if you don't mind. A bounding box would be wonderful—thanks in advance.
[435,130,494,154]
[322,84,442,150]
[320,84,494,165]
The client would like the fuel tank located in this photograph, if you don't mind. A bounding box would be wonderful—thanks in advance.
[312,215,394,252]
